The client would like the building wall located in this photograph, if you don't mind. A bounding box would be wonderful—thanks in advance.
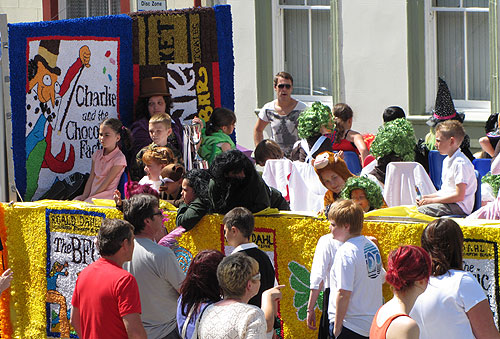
[339,0,408,135]
[0,0,42,23]
[225,0,257,150]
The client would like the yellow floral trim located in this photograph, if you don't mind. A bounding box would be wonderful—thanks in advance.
[0,204,12,339]
[2,202,500,339]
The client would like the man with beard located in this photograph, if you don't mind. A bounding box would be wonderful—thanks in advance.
[208,150,290,214]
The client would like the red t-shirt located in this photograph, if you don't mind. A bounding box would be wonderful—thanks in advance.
[72,258,141,339]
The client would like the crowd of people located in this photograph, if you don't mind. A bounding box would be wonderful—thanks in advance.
[16,71,500,338]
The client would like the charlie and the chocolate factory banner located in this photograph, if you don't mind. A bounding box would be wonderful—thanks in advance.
[1,201,500,339]
[8,6,234,202]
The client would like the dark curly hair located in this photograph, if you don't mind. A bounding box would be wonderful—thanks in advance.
[210,150,255,184]
[180,250,225,317]
[184,169,211,205]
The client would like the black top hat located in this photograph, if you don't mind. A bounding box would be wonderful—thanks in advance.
[34,40,61,76]
[427,77,465,127]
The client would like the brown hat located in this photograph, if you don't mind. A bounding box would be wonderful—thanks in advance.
[140,77,170,98]
[160,163,185,184]
[34,39,61,76]
[312,151,353,188]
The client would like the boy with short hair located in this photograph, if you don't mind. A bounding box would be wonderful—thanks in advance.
[132,113,182,181]
[223,207,276,308]
[328,200,384,339]
[417,120,477,216]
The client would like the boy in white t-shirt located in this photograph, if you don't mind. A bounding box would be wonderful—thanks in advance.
[417,120,477,216]
[328,200,384,339]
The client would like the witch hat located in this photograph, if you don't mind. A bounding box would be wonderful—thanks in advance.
[426,77,465,127]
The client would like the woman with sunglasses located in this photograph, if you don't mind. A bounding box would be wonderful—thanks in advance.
[197,253,283,339]
[253,71,307,158]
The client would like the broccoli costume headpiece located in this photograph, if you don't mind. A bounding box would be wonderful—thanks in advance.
[370,118,416,162]
[482,173,500,196]
[340,176,384,210]
[297,102,334,139]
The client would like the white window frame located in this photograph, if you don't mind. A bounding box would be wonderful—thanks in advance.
[424,0,490,113]
[271,0,332,105]
[57,0,118,20]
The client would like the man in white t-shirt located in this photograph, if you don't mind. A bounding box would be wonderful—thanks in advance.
[122,194,186,339]
[327,200,384,339]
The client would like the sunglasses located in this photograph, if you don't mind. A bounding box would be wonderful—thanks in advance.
[251,272,261,281]
[277,84,291,89]
[151,211,163,218]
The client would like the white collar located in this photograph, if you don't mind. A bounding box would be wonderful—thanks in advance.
[232,242,258,253]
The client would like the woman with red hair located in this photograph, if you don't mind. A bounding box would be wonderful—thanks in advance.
[176,250,225,339]
[370,246,431,339]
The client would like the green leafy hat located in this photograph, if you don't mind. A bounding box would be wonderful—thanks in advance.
[340,176,384,210]
[297,102,334,139]
[482,172,500,196]
[370,118,416,162]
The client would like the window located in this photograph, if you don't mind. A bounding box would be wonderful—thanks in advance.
[428,0,489,110]
[272,0,332,103]
[58,0,121,19]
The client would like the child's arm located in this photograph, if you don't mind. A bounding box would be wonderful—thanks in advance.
[75,160,96,201]
[333,289,352,338]
[349,132,369,163]
[306,283,323,330]
[91,165,125,196]
[219,142,233,152]
[417,183,466,206]
[479,136,495,158]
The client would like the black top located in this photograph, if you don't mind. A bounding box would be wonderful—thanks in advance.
[240,247,276,308]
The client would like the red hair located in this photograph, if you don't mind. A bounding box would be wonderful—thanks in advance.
[386,245,431,292]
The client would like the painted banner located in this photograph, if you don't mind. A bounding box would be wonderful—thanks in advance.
[45,209,104,338]
[130,6,234,124]
[9,16,133,201]
[3,202,500,338]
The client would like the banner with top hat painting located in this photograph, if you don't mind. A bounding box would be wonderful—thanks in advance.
[8,6,234,202]
[8,15,134,202]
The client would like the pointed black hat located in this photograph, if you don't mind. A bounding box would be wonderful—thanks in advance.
[426,77,465,127]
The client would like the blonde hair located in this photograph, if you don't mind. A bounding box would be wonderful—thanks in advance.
[217,253,258,299]
[435,120,465,144]
[149,113,172,130]
[328,199,364,234]
[142,147,176,166]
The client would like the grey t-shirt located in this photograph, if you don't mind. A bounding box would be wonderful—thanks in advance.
[123,237,185,338]
[258,100,307,157]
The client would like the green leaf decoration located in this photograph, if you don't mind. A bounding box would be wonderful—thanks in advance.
[290,275,309,293]
[293,291,309,308]
[288,261,327,322]
[482,172,500,196]
[288,261,311,286]
[317,290,324,311]
[297,304,308,321]
[297,101,334,139]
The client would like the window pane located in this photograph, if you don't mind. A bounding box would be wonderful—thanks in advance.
[467,12,490,100]
[67,0,87,18]
[433,0,459,7]
[89,0,109,17]
[280,0,305,5]
[111,0,121,14]
[464,0,488,8]
[312,10,331,95]
[437,12,465,100]
[284,9,310,95]
[307,0,330,5]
